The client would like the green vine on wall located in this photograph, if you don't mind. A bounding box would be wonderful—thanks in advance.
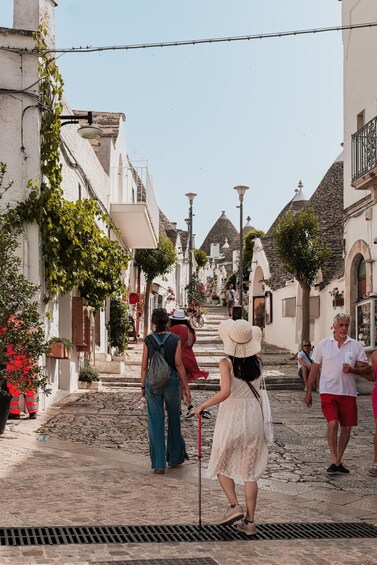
[8,24,129,310]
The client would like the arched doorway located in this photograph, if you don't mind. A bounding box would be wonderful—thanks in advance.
[345,240,372,336]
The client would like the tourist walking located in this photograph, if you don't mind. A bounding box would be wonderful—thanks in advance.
[168,308,209,382]
[194,319,269,536]
[140,308,191,474]
[368,350,377,476]
[305,313,373,474]
[225,285,236,317]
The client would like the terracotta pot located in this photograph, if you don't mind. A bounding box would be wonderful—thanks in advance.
[47,342,70,359]
[333,298,344,308]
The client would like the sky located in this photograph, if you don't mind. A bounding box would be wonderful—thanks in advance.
[0,0,343,246]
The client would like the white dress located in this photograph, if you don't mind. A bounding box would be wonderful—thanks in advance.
[206,358,269,484]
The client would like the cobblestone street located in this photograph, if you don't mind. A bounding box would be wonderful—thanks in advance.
[1,381,377,565]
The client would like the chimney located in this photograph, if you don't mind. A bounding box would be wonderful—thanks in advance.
[14,0,57,45]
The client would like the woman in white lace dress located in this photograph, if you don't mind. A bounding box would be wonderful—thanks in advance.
[194,319,269,536]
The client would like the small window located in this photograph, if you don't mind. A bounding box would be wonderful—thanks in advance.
[282,297,296,317]
[310,296,320,320]
[357,110,365,131]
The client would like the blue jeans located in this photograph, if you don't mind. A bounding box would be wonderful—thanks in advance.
[146,370,187,470]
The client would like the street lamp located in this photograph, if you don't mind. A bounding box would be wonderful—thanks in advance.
[185,192,197,303]
[60,111,103,140]
[234,185,250,313]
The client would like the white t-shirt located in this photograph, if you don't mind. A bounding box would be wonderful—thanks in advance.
[297,350,313,374]
[311,336,368,397]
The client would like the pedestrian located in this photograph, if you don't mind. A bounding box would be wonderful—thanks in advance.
[140,308,191,474]
[194,319,269,536]
[368,350,377,476]
[168,308,209,382]
[297,341,314,392]
[305,313,374,474]
[225,285,235,317]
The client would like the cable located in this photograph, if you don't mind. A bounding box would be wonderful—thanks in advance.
[37,21,377,54]
[0,21,376,55]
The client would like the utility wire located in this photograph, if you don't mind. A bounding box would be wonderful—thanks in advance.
[0,21,376,55]
[42,21,377,54]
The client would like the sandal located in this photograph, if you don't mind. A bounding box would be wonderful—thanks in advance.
[368,465,377,476]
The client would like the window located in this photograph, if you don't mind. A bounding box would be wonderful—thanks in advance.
[282,297,296,317]
[357,110,365,131]
[310,296,320,320]
[358,257,366,300]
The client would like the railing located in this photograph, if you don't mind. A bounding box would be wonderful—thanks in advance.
[352,115,377,182]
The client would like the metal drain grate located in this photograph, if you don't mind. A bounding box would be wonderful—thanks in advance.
[89,557,218,565]
[1,522,377,546]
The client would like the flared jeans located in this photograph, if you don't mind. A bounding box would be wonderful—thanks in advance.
[146,371,187,470]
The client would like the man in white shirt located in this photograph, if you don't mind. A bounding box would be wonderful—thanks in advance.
[297,341,313,392]
[305,313,373,474]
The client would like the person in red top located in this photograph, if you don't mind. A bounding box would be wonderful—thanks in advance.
[168,308,209,383]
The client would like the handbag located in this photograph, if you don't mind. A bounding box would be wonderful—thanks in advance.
[246,376,274,445]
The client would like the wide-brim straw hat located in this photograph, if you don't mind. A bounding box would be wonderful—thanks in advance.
[169,308,187,321]
[218,319,262,358]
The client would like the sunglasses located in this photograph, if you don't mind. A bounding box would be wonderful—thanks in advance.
[303,344,311,347]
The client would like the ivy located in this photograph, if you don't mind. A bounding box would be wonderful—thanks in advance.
[7,24,129,310]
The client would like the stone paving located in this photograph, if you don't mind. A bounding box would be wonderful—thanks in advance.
[1,385,377,564]
[1,309,377,564]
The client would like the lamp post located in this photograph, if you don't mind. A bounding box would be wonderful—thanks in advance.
[234,185,250,312]
[60,111,103,139]
[185,192,197,303]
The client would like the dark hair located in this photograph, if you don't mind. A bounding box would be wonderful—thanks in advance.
[151,308,169,332]
[229,355,262,382]
[169,318,195,333]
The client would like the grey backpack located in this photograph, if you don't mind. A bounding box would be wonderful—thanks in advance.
[147,332,172,389]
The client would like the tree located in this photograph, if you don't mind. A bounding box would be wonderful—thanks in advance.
[273,207,330,343]
[134,233,177,336]
[194,248,208,271]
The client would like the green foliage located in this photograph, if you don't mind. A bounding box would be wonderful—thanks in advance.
[194,248,208,271]
[10,185,129,310]
[225,273,237,289]
[134,233,177,282]
[6,25,129,310]
[106,295,131,355]
[0,164,50,396]
[273,207,331,285]
[186,273,206,304]
[243,229,264,280]
[78,366,100,383]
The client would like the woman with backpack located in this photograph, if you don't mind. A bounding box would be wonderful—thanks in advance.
[140,308,191,474]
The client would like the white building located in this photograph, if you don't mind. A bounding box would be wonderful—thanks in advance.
[0,0,159,407]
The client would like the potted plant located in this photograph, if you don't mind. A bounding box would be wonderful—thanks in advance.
[329,287,344,308]
[211,293,220,304]
[78,366,100,390]
[0,171,51,433]
[47,337,74,360]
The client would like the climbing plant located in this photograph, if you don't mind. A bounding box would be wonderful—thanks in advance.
[7,24,129,310]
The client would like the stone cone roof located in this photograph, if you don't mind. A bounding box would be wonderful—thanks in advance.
[262,160,344,290]
[200,211,238,256]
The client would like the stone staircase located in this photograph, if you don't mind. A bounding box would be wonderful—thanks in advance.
[97,303,302,391]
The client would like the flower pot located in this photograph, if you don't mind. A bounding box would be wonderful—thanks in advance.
[47,342,71,359]
[78,381,100,391]
[0,393,12,435]
[333,298,344,308]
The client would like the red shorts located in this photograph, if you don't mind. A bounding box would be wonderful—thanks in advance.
[320,394,358,427]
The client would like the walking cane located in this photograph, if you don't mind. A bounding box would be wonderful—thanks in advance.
[198,413,202,529]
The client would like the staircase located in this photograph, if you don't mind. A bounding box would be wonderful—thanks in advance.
[97,303,302,391]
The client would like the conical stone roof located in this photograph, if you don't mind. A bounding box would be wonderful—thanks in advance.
[200,211,238,256]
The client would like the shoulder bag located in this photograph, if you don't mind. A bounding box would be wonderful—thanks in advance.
[246,376,274,445]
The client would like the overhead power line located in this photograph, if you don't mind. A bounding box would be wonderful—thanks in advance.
[44,21,377,54]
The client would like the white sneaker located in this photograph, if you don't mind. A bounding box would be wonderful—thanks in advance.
[237,519,256,536]
[218,504,244,526]
[185,404,195,418]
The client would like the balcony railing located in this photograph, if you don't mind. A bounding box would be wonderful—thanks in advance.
[352,116,377,186]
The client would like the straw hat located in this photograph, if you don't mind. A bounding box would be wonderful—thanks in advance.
[169,308,187,321]
[218,319,262,358]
